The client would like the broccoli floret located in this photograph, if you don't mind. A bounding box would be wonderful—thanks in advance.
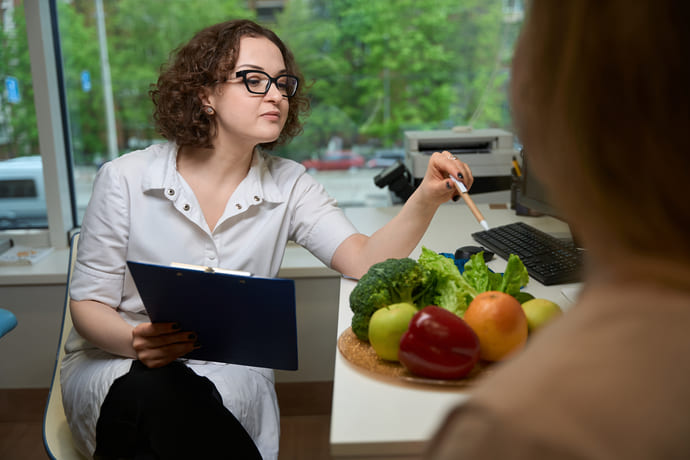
[349,258,433,341]
[350,311,372,342]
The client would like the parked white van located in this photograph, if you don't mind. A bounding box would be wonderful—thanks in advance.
[0,156,48,229]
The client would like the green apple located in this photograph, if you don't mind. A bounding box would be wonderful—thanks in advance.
[368,302,418,361]
[521,298,563,333]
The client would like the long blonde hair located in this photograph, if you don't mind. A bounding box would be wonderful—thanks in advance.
[511,0,690,262]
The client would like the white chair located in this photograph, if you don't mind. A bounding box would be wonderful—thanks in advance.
[43,232,87,459]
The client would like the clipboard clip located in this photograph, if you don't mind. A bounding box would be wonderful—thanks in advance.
[170,262,252,277]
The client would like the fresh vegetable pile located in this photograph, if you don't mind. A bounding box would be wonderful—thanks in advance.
[349,246,531,341]
[349,247,547,380]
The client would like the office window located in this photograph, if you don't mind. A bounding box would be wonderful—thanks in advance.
[0,2,46,230]
[6,0,523,231]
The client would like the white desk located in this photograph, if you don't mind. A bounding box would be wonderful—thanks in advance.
[331,203,582,459]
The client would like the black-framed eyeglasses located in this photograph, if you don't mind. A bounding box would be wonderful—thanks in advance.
[232,70,299,98]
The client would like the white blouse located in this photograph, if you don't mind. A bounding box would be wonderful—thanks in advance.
[61,142,358,459]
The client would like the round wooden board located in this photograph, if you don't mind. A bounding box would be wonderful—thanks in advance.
[337,327,490,388]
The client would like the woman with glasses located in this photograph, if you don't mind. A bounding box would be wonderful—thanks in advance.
[61,19,473,459]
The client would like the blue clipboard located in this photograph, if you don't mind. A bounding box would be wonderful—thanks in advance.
[127,261,298,370]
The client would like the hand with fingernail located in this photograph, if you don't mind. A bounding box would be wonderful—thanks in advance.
[131,322,201,368]
[414,150,474,207]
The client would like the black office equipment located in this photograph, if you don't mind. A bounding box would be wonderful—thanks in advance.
[373,160,416,203]
[454,245,494,262]
[127,261,298,370]
[516,148,562,218]
[473,147,585,285]
[472,221,583,285]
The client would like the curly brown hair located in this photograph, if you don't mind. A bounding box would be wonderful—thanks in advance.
[150,19,309,150]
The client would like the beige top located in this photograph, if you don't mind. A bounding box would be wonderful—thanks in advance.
[425,280,690,459]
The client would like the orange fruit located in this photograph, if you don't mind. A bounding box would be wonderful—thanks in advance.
[463,291,528,362]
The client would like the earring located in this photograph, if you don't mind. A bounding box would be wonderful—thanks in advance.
[203,105,215,116]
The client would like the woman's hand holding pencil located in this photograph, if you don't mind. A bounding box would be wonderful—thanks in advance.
[450,175,490,230]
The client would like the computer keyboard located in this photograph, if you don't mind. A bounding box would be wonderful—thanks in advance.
[471,221,584,285]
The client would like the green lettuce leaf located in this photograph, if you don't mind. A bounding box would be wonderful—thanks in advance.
[498,254,530,296]
[462,252,502,292]
[417,247,531,317]
[418,247,478,316]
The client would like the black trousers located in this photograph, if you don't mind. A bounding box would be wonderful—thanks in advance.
[94,360,263,460]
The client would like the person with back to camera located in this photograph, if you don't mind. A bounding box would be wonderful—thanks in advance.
[425,1,690,459]
[60,18,474,460]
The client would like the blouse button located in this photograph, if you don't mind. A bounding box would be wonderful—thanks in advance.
[183,204,190,211]
[167,188,175,196]
[235,203,242,210]
[253,196,260,202]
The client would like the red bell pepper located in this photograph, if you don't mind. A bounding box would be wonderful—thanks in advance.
[398,305,480,379]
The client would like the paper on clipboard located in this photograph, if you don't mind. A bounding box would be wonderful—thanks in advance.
[127,260,298,370]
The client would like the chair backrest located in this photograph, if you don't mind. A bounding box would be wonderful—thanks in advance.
[43,232,87,459]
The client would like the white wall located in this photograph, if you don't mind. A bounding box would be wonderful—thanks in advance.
[0,284,64,388]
